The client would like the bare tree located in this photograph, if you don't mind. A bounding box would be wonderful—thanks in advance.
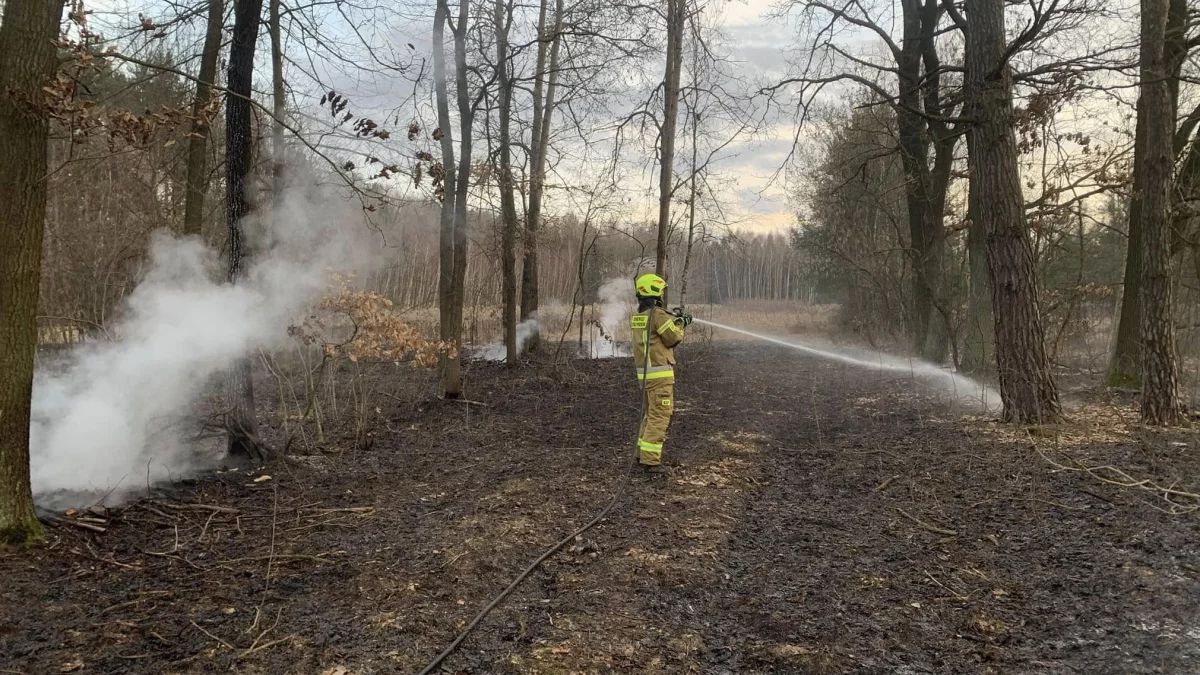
[521,0,565,350]
[224,0,267,458]
[1137,0,1182,424]
[433,0,475,397]
[1110,0,1194,387]
[494,0,520,364]
[182,0,225,237]
[270,0,286,188]
[965,0,1062,423]
[0,0,62,545]
[655,0,685,277]
[779,0,963,361]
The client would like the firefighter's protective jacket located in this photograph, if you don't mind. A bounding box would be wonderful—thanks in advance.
[631,304,683,465]
[631,305,684,381]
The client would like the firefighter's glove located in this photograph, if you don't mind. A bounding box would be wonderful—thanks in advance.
[674,312,693,328]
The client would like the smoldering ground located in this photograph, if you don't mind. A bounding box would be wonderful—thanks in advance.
[29,175,381,509]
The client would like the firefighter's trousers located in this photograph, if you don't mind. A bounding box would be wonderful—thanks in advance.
[637,378,674,465]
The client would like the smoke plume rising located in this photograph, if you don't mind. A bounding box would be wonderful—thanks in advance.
[587,277,633,358]
[30,177,378,508]
[473,313,540,361]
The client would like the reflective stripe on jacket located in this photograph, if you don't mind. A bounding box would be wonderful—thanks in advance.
[631,306,684,380]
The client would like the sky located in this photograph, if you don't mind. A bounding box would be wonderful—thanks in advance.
[79,0,1153,241]
[80,0,826,234]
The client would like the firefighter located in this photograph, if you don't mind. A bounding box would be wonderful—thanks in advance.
[631,273,691,473]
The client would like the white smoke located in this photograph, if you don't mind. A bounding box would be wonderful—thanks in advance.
[30,176,379,508]
[587,277,633,358]
[473,313,540,361]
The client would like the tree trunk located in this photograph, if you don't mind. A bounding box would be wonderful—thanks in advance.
[966,0,1062,423]
[896,0,945,362]
[1137,0,1181,425]
[655,0,685,278]
[1110,109,1147,387]
[495,0,519,364]
[269,0,285,190]
[182,0,225,238]
[449,0,472,395]
[1111,0,1189,387]
[434,0,472,398]
[0,0,61,545]
[224,0,265,458]
[433,0,458,396]
[521,0,564,350]
[961,151,995,376]
[679,49,701,307]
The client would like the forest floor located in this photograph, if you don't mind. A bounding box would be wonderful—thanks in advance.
[4,341,1200,674]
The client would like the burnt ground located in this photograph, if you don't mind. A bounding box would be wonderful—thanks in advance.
[3,341,1200,674]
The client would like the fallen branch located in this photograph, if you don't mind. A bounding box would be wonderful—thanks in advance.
[896,508,957,536]
[1032,440,1200,514]
[58,518,107,533]
[155,501,240,515]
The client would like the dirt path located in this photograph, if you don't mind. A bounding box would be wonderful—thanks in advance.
[3,342,1199,674]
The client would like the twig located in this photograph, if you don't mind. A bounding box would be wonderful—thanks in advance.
[197,510,219,544]
[219,554,335,565]
[237,633,298,660]
[140,549,205,570]
[896,508,958,536]
[446,398,489,407]
[924,569,968,601]
[156,501,240,515]
[137,504,177,520]
[101,591,172,615]
[309,506,375,515]
[873,475,897,492]
[58,518,107,533]
[189,620,236,652]
[438,551,469,570]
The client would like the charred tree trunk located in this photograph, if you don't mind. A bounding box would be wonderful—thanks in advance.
[655,0,685,278]
[224,0,266,458]
[1137,0,1181,424]
[966,0,1062,423]
[182,0,224,237]
[495,0,519,364]
[0,0,61,545]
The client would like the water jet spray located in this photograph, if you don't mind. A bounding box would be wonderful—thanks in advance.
[691,318,998,411]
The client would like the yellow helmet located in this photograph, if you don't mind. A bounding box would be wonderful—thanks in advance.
[635,273,666,298]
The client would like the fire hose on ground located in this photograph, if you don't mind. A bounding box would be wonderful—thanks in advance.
[414,305,688,674]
